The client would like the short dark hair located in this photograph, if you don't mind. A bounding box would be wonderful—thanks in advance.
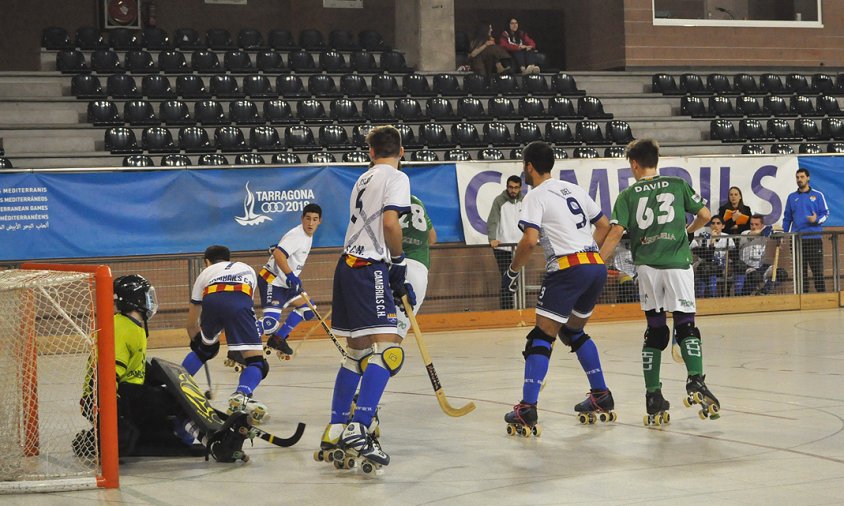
[367,125,402,159]
[522,141,555,174]
[709,216,724,224]
[303,203,322,218]
[204,245,231,263]
[750,213,764,223]
[625,139,659,169]
[506,175,522,186]
[797,167,810,177]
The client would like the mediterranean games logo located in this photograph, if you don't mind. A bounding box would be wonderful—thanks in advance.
[235,182,272,226]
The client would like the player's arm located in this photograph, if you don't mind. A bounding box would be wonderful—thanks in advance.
[272,247,293,275]
[815,191,829,225]
[486,197,502,247]
[686,206,712,235]
[782,197,793,232]
[384,209,404,257]
[185,302,201,339]
[510,226,539,271]
[599,224,626,263]
[428,225,437,245]
[593,215,611,247]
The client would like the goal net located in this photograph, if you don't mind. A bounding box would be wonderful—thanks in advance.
[0,265,118,493]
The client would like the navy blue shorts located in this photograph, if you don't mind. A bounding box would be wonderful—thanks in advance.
[535,264,607,324]
[331,256,398,338]
[257,277,299,309]
[200,292,262,351]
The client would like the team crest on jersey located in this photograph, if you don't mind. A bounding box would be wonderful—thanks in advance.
[235,182,273,226]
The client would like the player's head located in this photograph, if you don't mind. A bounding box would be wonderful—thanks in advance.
[625,139,659,176]
[367,125,403,163]
[204,245,231,265]
[301,203,323,236]
[796,167,810,190]
[114,274,158,320]
[709,216,724,232]
[522,141,554,186]
[727,186,744,207]
[749,214,764,231]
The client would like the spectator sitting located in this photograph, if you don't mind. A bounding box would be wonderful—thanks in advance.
[499,18,540,75]
[718,186,752,235]
[691,216,735,298]
[468,23,512,77]
[735,214,777,295]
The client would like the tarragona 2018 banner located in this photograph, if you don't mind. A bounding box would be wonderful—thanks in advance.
[1,156,842,261]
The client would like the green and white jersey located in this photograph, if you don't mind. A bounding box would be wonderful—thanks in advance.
[400,195,433,269]
[611,175,706,269]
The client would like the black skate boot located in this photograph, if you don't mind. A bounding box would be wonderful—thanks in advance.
[574,389,617,424]
[264,335,294,360]
[206,412,253,463]
[334,421,388,474]
[504,401,540,437]
[644,389,670,426]
[685,374,720,420]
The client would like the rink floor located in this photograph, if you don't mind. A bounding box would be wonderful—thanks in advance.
[6,309,844,505]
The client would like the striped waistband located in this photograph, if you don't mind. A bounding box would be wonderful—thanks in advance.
[203,283,253,297]
[557,251,604,270]
[258,268,277,283]
[344,254,374,269]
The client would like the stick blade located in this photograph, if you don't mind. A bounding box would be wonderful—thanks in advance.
[436,391,476,417]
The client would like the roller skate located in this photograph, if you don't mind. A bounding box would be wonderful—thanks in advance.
[349,392,381,438]
[684,374,720,420]
[574,389,617,424]
[223,350,245,372]
[264,335,293,361]
[313,423,345,465]
[504,401,540,437]
[332,421,388,474]
[644,389,671,426]
[227,392,267,425]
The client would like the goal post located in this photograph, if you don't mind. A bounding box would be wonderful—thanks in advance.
[0,264,118,493]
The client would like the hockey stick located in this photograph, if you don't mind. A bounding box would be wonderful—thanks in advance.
[401,295,476,417]
[203,363,216,400]
[299,292,347,358]
[771,237,782,283]
[215,409,306,448]
[671,332,683,363]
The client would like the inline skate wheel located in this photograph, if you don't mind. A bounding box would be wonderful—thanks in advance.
[610,412,618,422]
[506,424,516,436]
[663,412,670,423]
[333,459,344,469]
[643,415,650,426]
[709,404,719,414]
[699,410,707,420]
[264,347,272,356]
[332,448,345,463]
[683,396,693,408]
[362,462,374,474]
[531,425,541,437]
[314,450,323,462]
[577,414,588,424]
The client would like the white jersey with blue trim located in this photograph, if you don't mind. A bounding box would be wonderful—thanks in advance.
[191,261,257,303]
[343,164,411,262]
[518,179,603,272]
[263,224,313,287]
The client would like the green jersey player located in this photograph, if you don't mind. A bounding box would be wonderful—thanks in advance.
[600,139,720,426]
[396,194,436,338]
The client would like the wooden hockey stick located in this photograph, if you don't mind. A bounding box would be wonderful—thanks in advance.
[771,237,782,283]
[401,295,476,417]
[671,332,683,363]
[300,292,347,358]
[292,308,332,357]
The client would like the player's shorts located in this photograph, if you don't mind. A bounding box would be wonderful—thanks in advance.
[257,276,299,309]
[331,255,398,338]
[200,291,263,352]
[635,265,696,313]
[535,263,607,324]
[396,258,428,339]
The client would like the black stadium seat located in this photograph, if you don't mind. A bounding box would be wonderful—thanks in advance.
[552,147,568,159]
[605,120,634,144]
[451,122,484,147]
[225,50,254,73]
[427,98,455,121]
[288,49,317,72]
[478,148,505,160]
[742,144,766,154]
[514,121,542,145]
[551,73,585,95]
[548,97,580,119]
[75,27,104,50]
[786,73,811,94]
[123,155,154,167]
[176,75,208,99]
[734,73,765,95]
[812,73,836,95]
[767,119,801,142]
[403,74,434,97]
[679,73,711,95]
[573,147,599,158]
[297,98,330,123]
[159,100,193,125]
[107,74,140,98]
[105,127,140,154]
[210,75,243,99]
[42,27,72,49]
[285,125,317,150]
[363,98,393,123]
[238,28,265,50]
[799,143,823,154]
[276,75,308,98]
[651,73,682,95]
[299,29,326,51]
[488,97,518,119]
[418,122,450,147]
[710,119,744,142]
[681,96,712,118]
[359,29,389,51]
[243,75,276,98]
[329,29,358,51]
[371,74,403,97]
[215,126,248,152]
[770,143,795,154]
[161,154,192,166]
[483,121,516,147]
[736,96,765,117]
[250,125,283,151]
[433,74,463,96]
[791,95,820,117]
[458,97,486,120]
[268,29,297,51]
[138,27,170,50]
[229,100,262,125]
[195,100,227,125]
[125,50,157,74]
[412,149,439,162]
[73,74,106,98]
[308,74,341,98]
[463,74,489,96]
[343,151,370,163]
[519,97,549,119]
[521,74,552,96]
[759,74,785,94]
[576,121,604,144]
[445,148,471,161]
[763,96,794,118]
[191,50,222,73]
[545,121,577,145]
[91,49,123,73]
[273,152,301,164]
[264,99,296,124]
[350,50,378,73]
[352,124,375,147]
[142,126,177,153]
[180,126,214,152]
[319,124,354,149]
[330,98,362,123]
[88,100,122,126]
[795,118,822,140]
[206,28,233,50]
[817,95,844,116]
[340,74,370,97]
[174,28,203,50]
[605,146,626,158]
[319,50,347,72]
[124,100,159,126]
[706,73,736,95]
[56,49,89,73]
[257,51,285,73]
[394,98,424,122]
[379,51,409,72]
[578,96,613,119]
[709,96,740,118]
[307,152,336,164]
[199,153,229,165]
[158,50,190,73]
[108,28,133,50]
[490,74,520,95]
[739,119,774,142]
[395,124,419,148]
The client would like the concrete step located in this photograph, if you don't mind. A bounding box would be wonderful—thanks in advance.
[0,101,86,125]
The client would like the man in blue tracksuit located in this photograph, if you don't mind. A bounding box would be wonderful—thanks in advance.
[782,167,829,293]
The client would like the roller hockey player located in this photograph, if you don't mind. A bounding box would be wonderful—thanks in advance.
[502,141,616,436]
[258,204,323,360]
[600,139,720,426]
[180,245,269,425]
[318,125,415,474]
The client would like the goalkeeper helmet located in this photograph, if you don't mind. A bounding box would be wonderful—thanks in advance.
[114,274,158,319]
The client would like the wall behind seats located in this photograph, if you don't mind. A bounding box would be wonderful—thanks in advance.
[0,0,396,71]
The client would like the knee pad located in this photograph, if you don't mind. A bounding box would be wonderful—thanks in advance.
[523,326,556,359]
[560,326,591,353]
[643,325,670,350]
[372,342,405,377]
[673,322,701,346]
[341,346,373,375]
[245,355,270,379]
[260,313,281,335]
[294,305,316,321]
[190,334,220,362]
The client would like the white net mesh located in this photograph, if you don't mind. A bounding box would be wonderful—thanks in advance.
[0,269,100,490]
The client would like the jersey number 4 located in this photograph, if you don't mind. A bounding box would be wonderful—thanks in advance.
[636,193,675,229]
